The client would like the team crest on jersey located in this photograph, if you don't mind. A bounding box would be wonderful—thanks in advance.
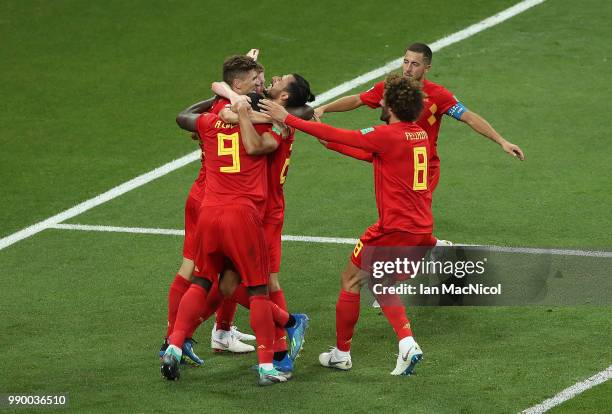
[360,127,374,135]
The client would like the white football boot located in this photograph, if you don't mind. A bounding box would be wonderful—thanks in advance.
[319,347,352,370]
[390,336,423,376]
[430,238,454,261]
[211,325,255,353]
[230,325,256,341]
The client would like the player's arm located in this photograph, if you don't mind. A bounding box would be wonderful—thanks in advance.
[236,101,279,155]
[211,81,272,125]
[325,142,374,163]
[314,94,363,118]
[176,98,215,132]
[458,110,525,160]
[260,99,381,153]
[219,107,272,125]
[315,112,373,162]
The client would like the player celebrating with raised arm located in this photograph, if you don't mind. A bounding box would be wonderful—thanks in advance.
[185,73,316,373]
[315,42,524,193]
[162,86,309,386]
[161,54,261,364]
[260,74,435,376]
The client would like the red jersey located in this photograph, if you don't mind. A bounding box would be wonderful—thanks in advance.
[285,114,433,234]
[264,126,295,224]
[195,112,281,216]
[360,79,458,168]
[194,97,232,188]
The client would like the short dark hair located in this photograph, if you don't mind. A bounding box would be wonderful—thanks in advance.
[222,55,258,84]
[384,73,423,122]
[405,42,433,64]
[254,62,265,73]
[285,74,315,107]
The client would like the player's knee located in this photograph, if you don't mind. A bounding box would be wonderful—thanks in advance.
[191,277,212,292]
[341,264,363,292]
[268,273,281,291]
[248,285,268,297]
[178,258,195,279]
[219,269,240,296]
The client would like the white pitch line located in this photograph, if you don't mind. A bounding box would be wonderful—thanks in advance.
[49,224,612,258]
[0,151,200,251]
[50,223,185,236]
[520,365,612,414]
[311,0,547,107]
[0,0,546,252]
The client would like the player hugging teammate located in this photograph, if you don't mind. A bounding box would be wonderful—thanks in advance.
[161,42,525,386]
[161,50,315,386]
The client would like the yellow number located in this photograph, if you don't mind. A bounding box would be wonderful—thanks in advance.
[279,144,293,185]
[217,132,240,173]
[353,240,363,258]
[280,158,290,185]
[413,146,428,190]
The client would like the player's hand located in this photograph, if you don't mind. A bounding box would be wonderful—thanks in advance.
[259,99,289,123]
[501,141,525,161]
[234,99,251,114]
[311,113,322,123]
[190,132,200,141]
[246,49,259,60]
[230,94,251,107]
[317,138,328,146]
[314,107,325,119]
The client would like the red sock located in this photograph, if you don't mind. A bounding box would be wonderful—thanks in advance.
[166,274,191,337]
[169,283,208,348]
[269,290,288,352]
[336,289,360,352]
[199,282,223,323]
[230,284,251,309]
[249,295,275,364]
[185,282,223,338]
[380,305,413,340]
[216,299,238,331]
[270,301,290,327]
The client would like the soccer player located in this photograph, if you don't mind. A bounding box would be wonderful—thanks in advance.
[162,84,310,386]
[315,42,524,193]
[162,55,260,363]
[211,73,316,371]
[260,74,435,375]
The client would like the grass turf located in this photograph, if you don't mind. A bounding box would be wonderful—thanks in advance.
[1,0,611,412]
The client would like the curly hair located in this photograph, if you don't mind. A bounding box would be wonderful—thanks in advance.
[384,73,423,122]
[222,55,258,84]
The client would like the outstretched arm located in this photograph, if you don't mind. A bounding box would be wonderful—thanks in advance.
[325,142,373,163]
[459,111,525,160]
[314,94,363,118]
[176,98,215,132]
[259,99,380,153]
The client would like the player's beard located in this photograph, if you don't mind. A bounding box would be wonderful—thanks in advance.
[380,105,391,124]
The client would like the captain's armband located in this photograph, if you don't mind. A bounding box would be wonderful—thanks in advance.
[446,102,468,120]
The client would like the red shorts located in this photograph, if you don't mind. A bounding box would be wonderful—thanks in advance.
[351,224,437,270]
[194,204,269,287]
[182,181,205,260]
[264,222,283,274]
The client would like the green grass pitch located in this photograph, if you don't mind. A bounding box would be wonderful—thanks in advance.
[1,0,611,412]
